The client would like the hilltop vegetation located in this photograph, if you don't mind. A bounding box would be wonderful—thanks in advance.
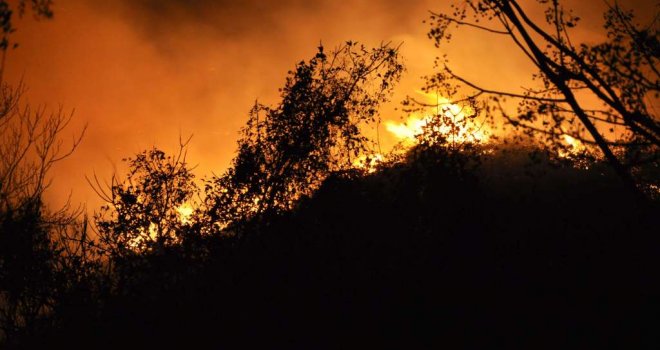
[16,140,658,349]
[2,0,659,347]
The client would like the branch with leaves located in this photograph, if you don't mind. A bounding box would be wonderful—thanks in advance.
[426,0,659,193]
[203,42,404,234]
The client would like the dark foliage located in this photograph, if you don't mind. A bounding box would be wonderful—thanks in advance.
[92,144,198,257]
[203,42,403,234]
[0,6,91,343]
[425,0,659,192]
[26,143,659,349]
[0,0,52,55]
[2,5,658,347]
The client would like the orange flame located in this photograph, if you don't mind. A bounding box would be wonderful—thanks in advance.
[385,91,489,146]
[176,202,194,224]
[558,134,585,158]
[352,153,384,173]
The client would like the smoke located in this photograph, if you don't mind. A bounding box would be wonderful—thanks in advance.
[93,0,432,56]
[5,0,439,209]
[3,0,656,210]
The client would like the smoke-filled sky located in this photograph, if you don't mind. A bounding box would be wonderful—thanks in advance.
[4,0,656,210]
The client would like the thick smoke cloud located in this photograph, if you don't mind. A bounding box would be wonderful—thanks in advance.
[4,0,656,210]
[99,0,428,48]
[7,0,440,209]
[114,0,322,38]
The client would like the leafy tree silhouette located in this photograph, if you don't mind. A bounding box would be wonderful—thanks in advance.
[9,37,654,349]
[0,200,55,343]
[203,42,404,234]
[86,142,201,307]
[0,2,94,345]
[396,92,492,179]
[92,141,198,260]
[1,0,53,80]
[425,0,659,193]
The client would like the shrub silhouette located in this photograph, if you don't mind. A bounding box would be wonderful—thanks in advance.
[426,0,659,192]
[203,42,404,234]
[0,3,93,344]
[33,141,658,349]
[93,143,198,257]
[1,28,657,347]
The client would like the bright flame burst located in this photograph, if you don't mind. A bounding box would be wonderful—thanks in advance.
[351,91,490,173]
[125,202,194,251]
[385,91,489,146]
[559,134,586,158]
[176,202,194,224]
[352,153,384,173]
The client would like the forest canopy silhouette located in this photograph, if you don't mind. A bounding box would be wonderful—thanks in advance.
[1,0,658,348]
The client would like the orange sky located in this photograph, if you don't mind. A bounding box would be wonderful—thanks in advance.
[4,0,656,211]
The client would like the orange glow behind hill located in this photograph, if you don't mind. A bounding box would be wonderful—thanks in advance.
[559,134,587,158]
[176,202,194,224]
[353,91,492,173]
[5,0,653,211]
[385,91,490,146]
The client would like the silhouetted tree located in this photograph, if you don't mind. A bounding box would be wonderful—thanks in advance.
[1,0,53,81]
[203,42,404,233]
[0,199,54,343]
[0,207,101,347]
[426,0,659,192]
[0,0,64,213]
[0,2,91,343]
[92,141,198,259]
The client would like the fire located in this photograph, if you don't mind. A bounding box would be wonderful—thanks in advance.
[385,91,489,146]
[147,222,158,240]
[125,222,158,251]
[352,153,384,173]
[385,115,428,142]
[562,134,582,149]
[124,203,194,251]
[559,134,585,158]
[176,202,194,224]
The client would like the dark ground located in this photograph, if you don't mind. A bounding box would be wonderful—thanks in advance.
[23,147,660,349]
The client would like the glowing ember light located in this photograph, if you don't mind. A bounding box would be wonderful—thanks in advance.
[648,184,660,198]
[559,134,586,158]
[124,203,194,252]
[176,203,194,224]
[125,222,158,251]
[385,91,489,147]
[148,222,158,240]
[353,153,384,173]
[385,115,428,142]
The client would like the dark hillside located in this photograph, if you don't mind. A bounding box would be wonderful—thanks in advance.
[34,146,658,349]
